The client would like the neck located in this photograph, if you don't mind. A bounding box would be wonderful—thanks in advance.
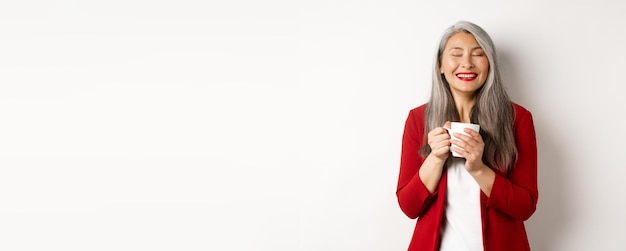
[453,94,477,123]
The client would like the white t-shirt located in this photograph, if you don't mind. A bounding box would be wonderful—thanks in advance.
[439,158,484,251]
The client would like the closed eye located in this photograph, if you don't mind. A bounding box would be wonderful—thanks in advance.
[471,48,485,57]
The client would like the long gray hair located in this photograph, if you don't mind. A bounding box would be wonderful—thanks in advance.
[421,21,517,172]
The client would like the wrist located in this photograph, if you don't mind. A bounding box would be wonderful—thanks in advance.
[468,163,489,176]
[427,152,447,164]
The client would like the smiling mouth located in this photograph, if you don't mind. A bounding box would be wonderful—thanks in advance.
[456,73,477,81]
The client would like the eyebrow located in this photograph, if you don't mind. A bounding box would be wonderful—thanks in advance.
[449,46,483,51]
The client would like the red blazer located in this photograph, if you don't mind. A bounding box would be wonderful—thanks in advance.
[396,103,538,251]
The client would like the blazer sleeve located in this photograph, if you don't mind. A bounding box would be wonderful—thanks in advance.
[486,105,538,221]
[396,107,439,219]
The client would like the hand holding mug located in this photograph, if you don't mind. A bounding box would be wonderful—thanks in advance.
[428,121,452,160]
[444,122,486,171]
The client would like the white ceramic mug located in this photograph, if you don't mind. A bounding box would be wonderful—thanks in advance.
[444,122,480,158]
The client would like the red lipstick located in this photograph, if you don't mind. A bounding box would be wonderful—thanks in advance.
[455,72,477,81]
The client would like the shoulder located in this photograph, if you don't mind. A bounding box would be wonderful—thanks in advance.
[512,103,531,116]
[408,103,428,119]
[403,104,428,142]
[512,103,535,128]
[404,103,428,132]
[512,103,532,117]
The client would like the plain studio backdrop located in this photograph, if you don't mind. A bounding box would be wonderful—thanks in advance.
[1,0,624,250]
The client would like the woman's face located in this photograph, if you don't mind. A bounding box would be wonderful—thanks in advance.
[440,32,490,96]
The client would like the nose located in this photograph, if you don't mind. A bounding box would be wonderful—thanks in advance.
[461,55,474,69]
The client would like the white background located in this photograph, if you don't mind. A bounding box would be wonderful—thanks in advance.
[1,1,624,250]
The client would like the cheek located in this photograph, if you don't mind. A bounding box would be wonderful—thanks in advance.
[479,59,490,71]
[440,60,456,73]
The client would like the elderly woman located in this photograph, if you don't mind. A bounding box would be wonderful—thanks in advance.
[396,21,538,251]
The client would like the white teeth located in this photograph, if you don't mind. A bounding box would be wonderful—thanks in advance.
[456,74,477,78]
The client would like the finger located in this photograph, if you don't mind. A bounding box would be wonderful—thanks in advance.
[451,138,468,151]
[450,145,465,157]
[433,131,451,142]
[438,126,450,135]
[428,133,448,145]
[463,128,482,140]
[451,132,470,143]
[431,144,443,152]
[432,140,451,151]
[433,136,451,147]
[451,136,481,158]
[452,143,477,158]
[454,132,478,144]
[451,136,479,154]
[434,145,451,156]
[428,127,448,138]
